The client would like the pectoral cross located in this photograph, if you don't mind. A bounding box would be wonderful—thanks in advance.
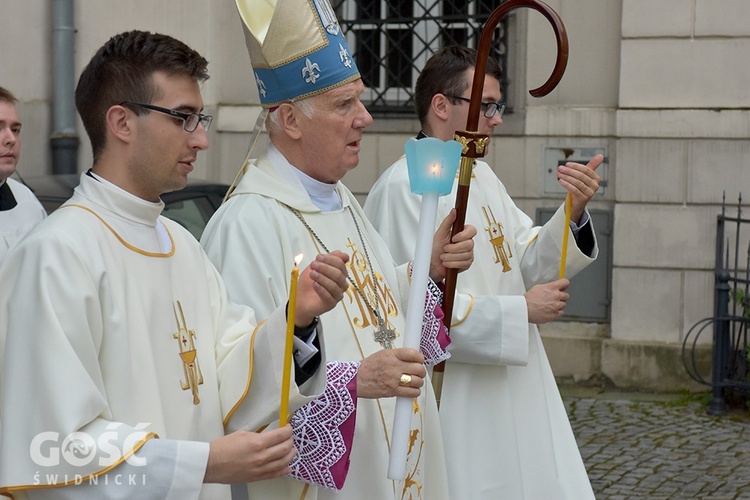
[374,317,397,349]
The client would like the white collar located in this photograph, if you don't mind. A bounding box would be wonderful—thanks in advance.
[268,145,342,212]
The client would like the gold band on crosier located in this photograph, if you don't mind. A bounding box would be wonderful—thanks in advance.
[399,374,412,387]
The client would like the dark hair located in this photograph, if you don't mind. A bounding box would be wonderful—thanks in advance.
[75,30,209,161]
[414,45,502,126]
[0,86,18,104]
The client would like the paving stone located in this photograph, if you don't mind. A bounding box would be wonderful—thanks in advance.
[564,392,750,498]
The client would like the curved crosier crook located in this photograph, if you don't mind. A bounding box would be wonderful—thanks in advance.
[469,0,569,131]
[433,0,569,407]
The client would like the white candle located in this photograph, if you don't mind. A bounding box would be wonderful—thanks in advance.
[387,192,439,480]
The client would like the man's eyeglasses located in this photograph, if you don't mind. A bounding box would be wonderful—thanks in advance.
[121,101,213,132]
[444,95,506,119]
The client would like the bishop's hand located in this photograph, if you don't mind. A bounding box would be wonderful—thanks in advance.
[356,347,426,399]
[295,250,350,327]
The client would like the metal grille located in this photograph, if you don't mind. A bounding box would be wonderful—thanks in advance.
[332,0,510,116]
[682,194,750,415]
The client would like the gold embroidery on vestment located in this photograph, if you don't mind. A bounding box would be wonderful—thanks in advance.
[450,293,475,328]
[223,319,267,428]
[482,205,513,272]
[293,211,426,495]
[62,204,175,257]
[344,238,398,332]
[173,301,204,405]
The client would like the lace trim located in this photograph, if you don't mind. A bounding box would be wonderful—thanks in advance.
[420,279,451,366]
[288,360,359,490]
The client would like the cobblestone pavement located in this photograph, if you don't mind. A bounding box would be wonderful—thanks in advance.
[563,390,750,499]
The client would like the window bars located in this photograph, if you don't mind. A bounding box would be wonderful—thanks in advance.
[333,0,510,116]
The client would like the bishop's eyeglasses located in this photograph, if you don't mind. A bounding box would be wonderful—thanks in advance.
[444,95,506,119]
[120,101,213,132]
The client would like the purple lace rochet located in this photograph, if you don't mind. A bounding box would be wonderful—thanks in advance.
[420,279,451,366]
[288,360,359,490]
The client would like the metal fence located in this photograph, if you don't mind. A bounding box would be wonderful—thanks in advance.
[332,0,510,116]
[683,194,750,415]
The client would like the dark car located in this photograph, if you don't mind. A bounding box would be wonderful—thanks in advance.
[19,174,228,240]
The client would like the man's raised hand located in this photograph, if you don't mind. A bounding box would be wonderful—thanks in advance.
[295,251,350,327]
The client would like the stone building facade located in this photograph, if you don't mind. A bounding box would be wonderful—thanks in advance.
[2,0,748,391]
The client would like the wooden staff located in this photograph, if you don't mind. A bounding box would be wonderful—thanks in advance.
[432,0,569,407]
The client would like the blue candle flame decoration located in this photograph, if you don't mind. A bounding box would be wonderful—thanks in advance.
[405,137,462,195]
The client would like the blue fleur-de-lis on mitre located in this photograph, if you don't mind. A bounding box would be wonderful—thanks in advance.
[339,43,352,69]
[255,72,267,98]
[302,58,321,85]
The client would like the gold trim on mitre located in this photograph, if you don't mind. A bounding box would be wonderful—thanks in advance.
[237,0,329,69]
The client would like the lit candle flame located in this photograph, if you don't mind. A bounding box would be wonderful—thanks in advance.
[294,253,304,266]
